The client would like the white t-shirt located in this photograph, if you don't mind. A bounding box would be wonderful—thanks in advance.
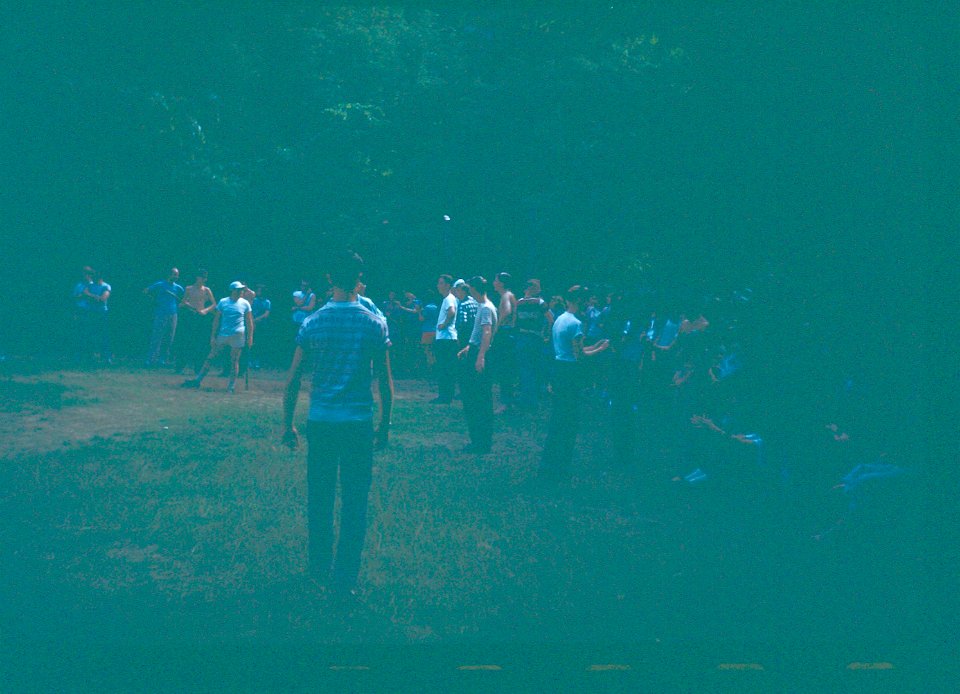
[217,297,252,336]
[435,293,459,341]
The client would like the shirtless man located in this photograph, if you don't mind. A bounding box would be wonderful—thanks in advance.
[176,269,216,373]
[492,272,518,411]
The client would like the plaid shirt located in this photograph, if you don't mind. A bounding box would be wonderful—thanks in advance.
[297,301,389,422]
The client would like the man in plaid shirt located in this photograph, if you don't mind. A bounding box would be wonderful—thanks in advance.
[282,251,393,596]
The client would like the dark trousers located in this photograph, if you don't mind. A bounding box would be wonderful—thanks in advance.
[492,326,516,404]
[176,311,210,372]
[515,332,546,407]
[460,354,493,450]
[541,361,582,475]
[434,339,459,402]
[305,420,374,588]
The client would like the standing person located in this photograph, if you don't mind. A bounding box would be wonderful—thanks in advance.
[431,274,459,404]
[143,268,185,367]
[453,278,478,401]
[453,279,478,351]
[514,278,553,409]
[540,286,610,481]
[457,276,498,454]
[71,266,95,363]
[176,269,216,374]
[181,281,253,393]
[420,299,439,372]
[250,284,272,369]
[492,272,518,411]
[290,278,317,344]
[83,269,112,364]
[282,251,393,595]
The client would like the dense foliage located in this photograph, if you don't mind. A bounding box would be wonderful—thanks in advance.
[2,4,934,354]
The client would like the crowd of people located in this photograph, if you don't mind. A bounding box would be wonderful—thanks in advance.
[65,254,908,595]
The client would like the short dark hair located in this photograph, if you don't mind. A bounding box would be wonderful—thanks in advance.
[467,275,487,296]
[438,274,453,287]
[565,285,591,307]
[328,250,365,292]
[495,272,512,289]
[196,269,208,280]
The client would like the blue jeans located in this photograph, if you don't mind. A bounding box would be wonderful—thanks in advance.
[305,420,374,588]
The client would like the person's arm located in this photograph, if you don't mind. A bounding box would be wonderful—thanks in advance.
[476,323,492,372]
[245,308,254,347]
[439,302,456,331]
[373,349,394,449]
[581,337,610,357]
[200,287,215,314]
[282,347,305,448]
[303,293,317,312]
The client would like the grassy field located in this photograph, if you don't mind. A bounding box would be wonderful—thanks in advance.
[0,360,930,689]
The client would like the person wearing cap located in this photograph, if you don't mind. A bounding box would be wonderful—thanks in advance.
[457,275,498,454]
[453,279,478,351]
[181,281,253,393]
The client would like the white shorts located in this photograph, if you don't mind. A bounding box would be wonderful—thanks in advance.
[216,333,245,349]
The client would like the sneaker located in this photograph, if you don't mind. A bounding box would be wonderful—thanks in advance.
[227,383,235,394]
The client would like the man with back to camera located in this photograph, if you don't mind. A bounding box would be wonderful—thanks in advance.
[143,267,185,367]
[282,250,393,596]
[181,281,253,393]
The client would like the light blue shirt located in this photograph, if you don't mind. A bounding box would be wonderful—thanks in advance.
[216,297,251,336]
[552,311,583,362]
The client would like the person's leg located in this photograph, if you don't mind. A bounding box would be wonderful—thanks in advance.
[435,340,456,402]
[541,362,579,476]
[460,359,480,446]
[97,312,112,363]
[305,421,339,580]
[160,314,177,365]
[332,420,374,591]
[496,328,517,406]
[476,367,494,452]
[516,333,537,408]
[227,346,242,391]
[147,314,164,365]
[184,341,222,386]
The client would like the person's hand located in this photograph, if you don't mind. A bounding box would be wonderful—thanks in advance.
[282,427,300,450]
[374,426,389,450]
[247,339,253,349]
[457,346,469,360]
[475,354,485,373]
